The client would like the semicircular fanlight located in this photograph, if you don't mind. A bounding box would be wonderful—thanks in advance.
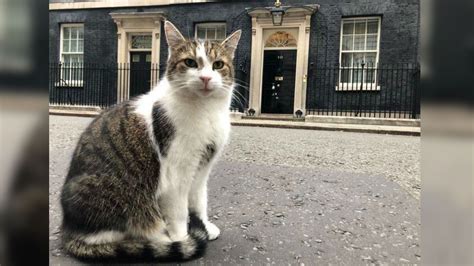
[265,31,297,48]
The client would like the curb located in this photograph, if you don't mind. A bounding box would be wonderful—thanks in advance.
[49,109,101,117]
[49,109,420,136]
[231,121,420,136]
[305,115,420,127]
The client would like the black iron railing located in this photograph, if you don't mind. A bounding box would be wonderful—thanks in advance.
[49,62,420,119]
[49,63,164,108]
[306,63,420,119]
[49,62,250,111]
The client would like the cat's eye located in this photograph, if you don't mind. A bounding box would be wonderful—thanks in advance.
[213,61,225,70]
[184,59,198,68]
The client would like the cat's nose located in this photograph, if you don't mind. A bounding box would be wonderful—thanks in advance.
[200,76,212,85]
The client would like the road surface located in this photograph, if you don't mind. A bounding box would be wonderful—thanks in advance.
[49,115,420,265]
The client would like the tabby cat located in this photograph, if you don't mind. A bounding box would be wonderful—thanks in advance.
[60,21,241,261]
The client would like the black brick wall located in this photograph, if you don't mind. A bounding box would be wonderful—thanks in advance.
[49,0,420,111]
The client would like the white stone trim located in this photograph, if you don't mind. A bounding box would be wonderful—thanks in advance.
[59,23,84,86]
[110,12,165,102]
[50,0,210,10]
[247,6,317,116]
[194,23,227,41]
[338,17,382,89]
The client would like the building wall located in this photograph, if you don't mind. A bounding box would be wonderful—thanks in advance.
[49,0,420,110]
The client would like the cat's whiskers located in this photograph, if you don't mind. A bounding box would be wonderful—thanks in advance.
[221,84,248,110]
[233,78,249,86]
[232,89,248,108]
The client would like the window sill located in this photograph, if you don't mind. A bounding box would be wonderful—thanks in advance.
[336,84,380,91]
[54,81,84,88]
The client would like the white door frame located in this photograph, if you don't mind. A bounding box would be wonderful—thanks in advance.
[110,11,165,102]
[247,6,317,116]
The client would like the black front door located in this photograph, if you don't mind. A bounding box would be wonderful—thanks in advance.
[261,50,297,114]
[130,51,151,98]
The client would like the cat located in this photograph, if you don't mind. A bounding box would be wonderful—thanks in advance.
[60,21,241,261]
[295,109,303,118]
[248,108,256,116]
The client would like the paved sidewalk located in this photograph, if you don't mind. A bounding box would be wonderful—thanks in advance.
[232,119,420,136]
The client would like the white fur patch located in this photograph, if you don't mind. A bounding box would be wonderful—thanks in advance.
[180,236,197,259]
[146,231,173,257]
[133,47,234,244]
[196,42,212,68]
[196,42,215,80]
[205,221,221,240]
[83,231,124,245]
[133,79,168,160]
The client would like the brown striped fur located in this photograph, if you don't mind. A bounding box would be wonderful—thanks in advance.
[60,21,241,262]
[62,103,162,234]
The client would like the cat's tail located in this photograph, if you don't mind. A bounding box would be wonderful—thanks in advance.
[62,213,208,262]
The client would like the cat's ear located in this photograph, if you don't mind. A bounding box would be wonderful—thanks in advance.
[164,21,185,47]
[221,30,242,58]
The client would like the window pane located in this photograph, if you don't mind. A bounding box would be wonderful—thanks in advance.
[355,21,366,34]
[364,52,377,84]
[354,35,365,50]
[353,53,365,67]
[132,54,140,62]
[216,26,226,40]
[342,22,354,34]
[366,34,378,50]
[62,40,69,53]
[78,40,84,53]
[342,35,353,50]
[131,35,152,49]
[206,28,216,40]
[62,55,71,81]
[340,18,380,86]
[353,69,363,83]
[197,28,206,39]
[72,55,83,80]
[62,54,83,81]
[78,27,84,39]
[341,53,352,67]
[70,27,77,39]
[367,20,379,34]
[71,60,78,80]
[76,54,84,64]
[71,39,77,52]
[63,27,70,40]
[63,54,71,63]
[365,53,377,66]
[196,24,226,40]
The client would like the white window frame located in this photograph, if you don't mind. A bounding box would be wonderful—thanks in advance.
[195,23,227,41]
[59,23,84,87]
[128,33,153,52]
[338,17,381,91]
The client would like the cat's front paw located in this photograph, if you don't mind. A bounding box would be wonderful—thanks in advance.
[205,222,220,240]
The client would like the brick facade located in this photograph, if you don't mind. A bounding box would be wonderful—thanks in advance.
[49,0,420,112]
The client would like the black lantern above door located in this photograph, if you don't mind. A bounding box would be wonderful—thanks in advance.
[246,1,318,28]
[270,0,285,26]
